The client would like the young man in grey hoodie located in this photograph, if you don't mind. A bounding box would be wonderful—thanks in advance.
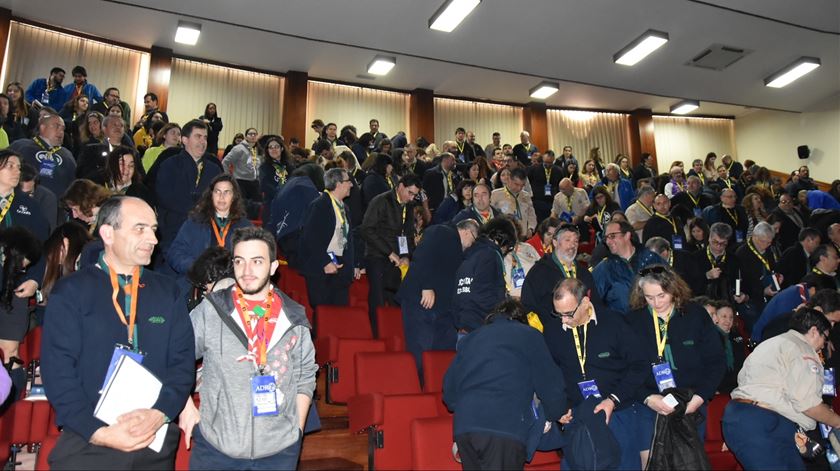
[179,226,317,469]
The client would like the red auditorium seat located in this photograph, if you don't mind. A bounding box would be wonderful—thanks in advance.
[35,434,57,470]
[410,415,460,470]
[376,306,405,351]
[348,352,441,470]
[325,338,387,403]
[349,275,370,311]
[28,401,55,451]
[421,350,455,393]
[175,429,192,470]
[0,400,33,464]
[19,327,43,365]
[705,394,740,471]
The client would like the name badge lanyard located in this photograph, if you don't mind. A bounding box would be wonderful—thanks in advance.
[747,238,775,276]
[327,191,349,242]
[706,246,725,268]
[446,171,454,195]
[249,145,259,179]
[233,288,279,373]
[571,323,589,379]
[656,213,677,235]
[0,193,15,228]
[211,217,231,247]
[505,187,522,219]
[724,207,739,226]
[195,159,204,188]
[652,308,674,366]
[639,201,653,217]
[687,192,700,209]
[553,253,577,279]
[544,167,552,184]
[107,264,141,351]
[33,136,60,157]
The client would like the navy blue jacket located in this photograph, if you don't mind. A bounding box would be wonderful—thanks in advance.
[443,317,567,445]
[592,248,665,314]
[41,264,195,441]
[9,138,77,197]
[154,150,223,249]
[431,194,464,225]
[626,302,725,401]
[521,254,600,324]
[268,176,320,241]
[259,161,289,222]
[451,206,501,225]
[2,189,50,285]
[542,307,648,409]
[453,238,506,332]
[298,192,356,282]
[395,224,464,312]
[166,217,252,275]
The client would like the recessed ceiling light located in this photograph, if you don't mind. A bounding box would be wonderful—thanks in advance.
[764,57,821,88]
[670,100,700,115]
[428,0,481,32]
[175,21,201,46]
[529,81,559,99]
[367,56,396,76]
[613,29,669,66]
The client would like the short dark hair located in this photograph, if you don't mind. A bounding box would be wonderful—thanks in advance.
[808,289,840,314]
[369,118,379,125]
[455,127,466,134]
[20,163,37,183]
[799,227,821,242]
[0,150,20,173]
[789,307,831,335]
[313,138,332,155]
[480,217,517,252]
[71,66,87,77]
[509,167,527,181]
[50,67,65,75]
[144,92,159,102]
[181,119,208,138]
[96,196,129,230]
[231,226,277,262]
[810,244,836,267]
[104,87,120,97]
[187,246,233,288]
[607,219,634,236]
[484,298,527,325]
[398,173,422,190]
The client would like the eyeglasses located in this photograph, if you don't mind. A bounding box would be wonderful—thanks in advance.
[604,232,624,240]
[709,238,728,247]
[639,265,668,276]
[246,132,258,136]
[340,178,353,183]
[267,144,282,150]
[552,299,582,319]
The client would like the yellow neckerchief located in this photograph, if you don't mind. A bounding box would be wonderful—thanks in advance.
[722,178,732,189]
[726,160,733,172]
[675,180,686,192]
[455,140,465,154]
[326,190,349,240]
[597,205,607,226]
[697,173,705,185]
[504,186,522,218]
[638,200,654,216]
[544,166,552,182]
[395,190,407,227]
[706,246,726,268]
[564,192,574,212]
[446,170,454,194]
[620,168,631,179]
[386,176,395,189]
[747,238,774,272]
[248,144,258,177]
[272,163,287,184]
[655,212,677,234]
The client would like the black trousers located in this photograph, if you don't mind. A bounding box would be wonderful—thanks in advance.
[49,423,179,470]
[365,256,401,334]
[304,272,350,308]
[456,432,526,471]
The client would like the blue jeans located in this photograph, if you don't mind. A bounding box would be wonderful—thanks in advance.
[722,400,804,470]
[190,426,302,470]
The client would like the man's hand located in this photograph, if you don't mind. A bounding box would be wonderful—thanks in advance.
[593,398,615,424]
[323,262,342,274]
[706,268,722,280]
[763,285,778,297]
[399,257,409,267]
[117,408,165,438]
[178,399,200,450]
[388,253,401,267]
[420,289,436,309]
[559,408,573,425]
[14,280,38,298]
[645,395,675,416]
[685,394,705,414]
[733,293,748,304]
[89,420,155,452]
[354,268,362,280]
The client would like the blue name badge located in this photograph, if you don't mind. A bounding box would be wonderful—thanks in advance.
[735,230,745,243]
[652,362,677,393]
[672,235,684,250]
[100,345,144,393]
[544,184,552,197]
[693,208,702,218]
[825,368,836,396]
[458,153,466,162]
[512,267,525,289]
[251,375,279,416]
[39,158,56,178]
[577,379,602,399]
[327,251,338,265]
[559,211,573,223]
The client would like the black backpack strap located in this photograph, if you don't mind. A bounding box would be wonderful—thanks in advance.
[205,296,249,350]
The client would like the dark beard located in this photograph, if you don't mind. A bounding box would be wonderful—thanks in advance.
[237,276,271,295]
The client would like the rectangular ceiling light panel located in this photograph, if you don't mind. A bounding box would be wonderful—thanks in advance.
[428,0,481,32]
[614,30,669,66]
[367,56,396,76]
[764,57,821,88]
[175,21,201,45]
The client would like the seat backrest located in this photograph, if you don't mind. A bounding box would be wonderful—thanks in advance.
[35,434,58,470]
[316,306,372,340]
[422,350,456,393]
[410,415,460,470]
[355,352,421,396]
[377,307,405,350]
[706,393,730,442]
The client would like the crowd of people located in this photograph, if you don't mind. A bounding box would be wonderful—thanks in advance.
[0,64,840,469]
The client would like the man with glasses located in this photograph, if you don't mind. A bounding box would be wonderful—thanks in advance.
[10,113,76,197]
[396,219,479,377]
[771,193,810,249]
[592,220,664,313]
[690,223,743,302]
[702,188,748,244]
[92,87,132,129]
[734,221,781,327]
[360,174,422,332]
[299,168,358,308]
[544,278,648,470]
[521,223,600,324]
[491,167,537,238]
[723,308,840,470]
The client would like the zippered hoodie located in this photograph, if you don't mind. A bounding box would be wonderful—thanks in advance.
[190,286,317,459]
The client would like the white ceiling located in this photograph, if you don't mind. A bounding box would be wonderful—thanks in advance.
[2,0,838,118]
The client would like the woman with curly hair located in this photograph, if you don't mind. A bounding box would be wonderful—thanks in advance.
[166,174,252,283]
[626,264,725,465]
[742,192,768,239]
[61,178,110,232]
[99,146,154,207]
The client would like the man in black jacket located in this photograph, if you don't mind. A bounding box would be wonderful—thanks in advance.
[770,193,809,249]
[299,168,357,308]
[734,221,781,327]
[527,153,564,223]
[702,189,749,244]
[642,194,681,247]
[360,174,422,331]
[422,152,458,212]
[632,153,657,187]
[76,115,135,180]
[453,217,517,338]
[777,227,821,289]
[671,176,713,223]
[396,219,479,377]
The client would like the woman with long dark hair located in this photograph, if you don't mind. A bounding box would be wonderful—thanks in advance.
[433,179,476,225]
[199,102,223,156]
[583,186,619,242]
[99,146,155,207]
[259,135,292,206]
[362,153,394,207]
[5,82,38,138]
[39,221,91,305]
[0,93,25,142]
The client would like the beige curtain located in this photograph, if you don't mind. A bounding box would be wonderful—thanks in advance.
[167,58,283,149]
[306,81,409,147]
[653,116,736,172]
[1,21,149,121]
[434,97,523,149]
[547,110,631,163]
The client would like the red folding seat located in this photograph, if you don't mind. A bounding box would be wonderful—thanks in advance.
[0,400,33,465]
[376,306,405,351]
[410,415,460,470]
[421,350,456,393]
[28,401,53,451]
[705,394,739,471]
[348,352,441,470]
[325,338,387,403]
[175,428,192,470]
[349,275,370,311]
[314,306,373,364]
[525,450,562,470]
[35,434,57,470]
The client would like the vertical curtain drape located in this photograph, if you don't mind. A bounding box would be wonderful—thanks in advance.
[547,110,631,163]
[306,81,409,147]
[167,58,284,149]
[653,116,736,171]
[1,21,148,121]
[434,97,523,149]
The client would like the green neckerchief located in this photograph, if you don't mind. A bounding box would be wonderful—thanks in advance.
[214,215,229,229]
[551,252,576,279]
[717,326,734,371]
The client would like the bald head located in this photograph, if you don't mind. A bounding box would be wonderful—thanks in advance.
[830,223,840,245]
[559,178,573,195]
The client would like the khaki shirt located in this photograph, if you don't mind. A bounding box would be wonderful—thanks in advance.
[491,187,537,236]
[626,201,654,240]
[551,188,589,221]
[732,330,824,430]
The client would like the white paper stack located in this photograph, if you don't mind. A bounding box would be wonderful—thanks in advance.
[94,355,167,452]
